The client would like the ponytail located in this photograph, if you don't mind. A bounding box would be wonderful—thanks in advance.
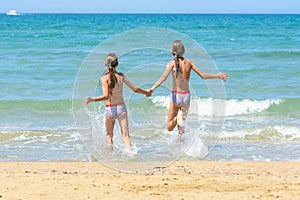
[173,52,184,78]
[104,53,119,89]
[108,67,118,89]
[173,52,180,71]
[171,40,185,76]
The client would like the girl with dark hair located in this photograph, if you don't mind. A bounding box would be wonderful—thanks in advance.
[149,40,228,134]
[84,53,151,151]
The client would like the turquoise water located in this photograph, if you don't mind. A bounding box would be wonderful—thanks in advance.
[0,14,299,162]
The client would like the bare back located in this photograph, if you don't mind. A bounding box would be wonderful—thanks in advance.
[150,58,207,93]
[101,72,138,106]
[101,73,124,106]
[169,59,193,92]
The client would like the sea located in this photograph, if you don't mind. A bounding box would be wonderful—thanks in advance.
[1,14,299,168]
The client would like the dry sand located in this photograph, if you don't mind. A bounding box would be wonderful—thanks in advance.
[0,161,299,200]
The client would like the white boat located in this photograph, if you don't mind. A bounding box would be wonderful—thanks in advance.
[6,10,20,16]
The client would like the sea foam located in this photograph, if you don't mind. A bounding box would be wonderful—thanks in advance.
[151,96,283,116]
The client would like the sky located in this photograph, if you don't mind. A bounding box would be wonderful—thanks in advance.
[1,0,300,14]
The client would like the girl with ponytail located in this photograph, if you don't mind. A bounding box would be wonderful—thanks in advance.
[84,53,151,152]
[149,40,228,135]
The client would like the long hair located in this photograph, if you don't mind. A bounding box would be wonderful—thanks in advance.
[104,53,119,89]
[171,40,185,75]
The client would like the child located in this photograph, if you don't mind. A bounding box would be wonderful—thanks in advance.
[149,40,228,134]
[84,53,151,151]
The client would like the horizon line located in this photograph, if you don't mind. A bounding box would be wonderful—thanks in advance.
[2,12,300,15]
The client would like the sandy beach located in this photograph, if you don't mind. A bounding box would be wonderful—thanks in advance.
[0,161,299,200]
[1,13,300,200]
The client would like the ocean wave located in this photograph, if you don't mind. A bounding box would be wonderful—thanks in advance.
[151,96,291,116]
[215,125,300,141]
[1,97,299,121]
[0,129,89,162]
[0,128,79,142]
[225,99,282,116]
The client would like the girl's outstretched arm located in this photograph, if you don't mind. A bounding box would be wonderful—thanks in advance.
[150,63,172,92]
[191,61,228,81]
[83,76,110,105]
[123,75,152,97]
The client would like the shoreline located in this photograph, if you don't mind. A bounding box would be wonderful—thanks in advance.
[0,161,299,199]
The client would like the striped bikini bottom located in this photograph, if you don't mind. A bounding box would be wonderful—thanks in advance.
[105,103,127,119]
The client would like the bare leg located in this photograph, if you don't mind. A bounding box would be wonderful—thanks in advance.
[105,116,115,148]
[167,101,180,131]
[177,106,189,135]
[118,112,131,151]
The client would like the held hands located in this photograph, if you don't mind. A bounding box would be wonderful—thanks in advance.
[145,89,153,97]
[218,72,229,82]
